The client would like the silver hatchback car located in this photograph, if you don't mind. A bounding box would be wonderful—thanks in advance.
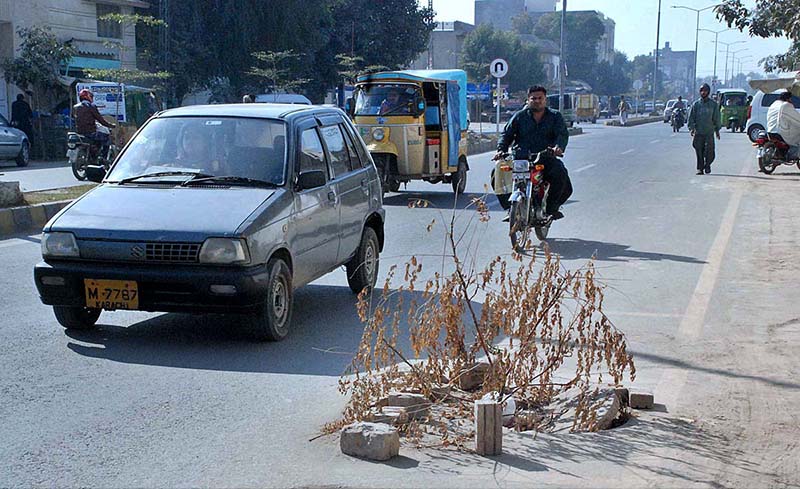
[34,104,384,341]
[0,114,30,166]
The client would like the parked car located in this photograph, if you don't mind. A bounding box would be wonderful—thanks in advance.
[745,89,800,142]
[255,93,312,105]
[34,104,385,341]
[0,114,30,167]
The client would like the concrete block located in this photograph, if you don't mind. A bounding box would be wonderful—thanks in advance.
[370,406,409,426]
[458,361,491,391]
[629,389,654,410]
[0,181,24,207]
[340,422,400,461]
[387,392,430,420]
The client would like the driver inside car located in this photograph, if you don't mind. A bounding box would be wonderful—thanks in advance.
[379,88,408,115]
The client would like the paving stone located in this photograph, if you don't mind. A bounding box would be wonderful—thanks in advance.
[340,422,400,461]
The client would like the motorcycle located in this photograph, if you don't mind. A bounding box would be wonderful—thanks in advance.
[671,107,686,133]
[497,148,556,250]
[755,130,800,174]
[67,123,117,181]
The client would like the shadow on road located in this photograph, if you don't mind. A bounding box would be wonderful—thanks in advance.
[709,172,800,182]
[64,285,483,377]
[381,191,489,209]
[537,238,706,264]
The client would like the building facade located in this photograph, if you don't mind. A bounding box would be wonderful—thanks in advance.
[409,21,476,70]
[0,0,146,117]
[659,42,696,96]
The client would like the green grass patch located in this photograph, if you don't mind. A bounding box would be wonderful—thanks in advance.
[22,184,96,207]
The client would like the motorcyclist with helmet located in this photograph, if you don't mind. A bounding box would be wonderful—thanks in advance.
[74,88,116,160]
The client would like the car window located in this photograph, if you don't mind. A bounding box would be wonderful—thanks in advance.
[320,125,351,178]
[760,94,800,109]
[299,127,327,176]
[105,117,287,184]
[341,122,371,168]
[339,123,361,169]
[0,115,8,127]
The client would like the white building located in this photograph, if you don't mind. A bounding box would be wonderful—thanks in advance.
[0,0,147,118]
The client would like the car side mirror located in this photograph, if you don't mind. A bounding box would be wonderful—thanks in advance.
[85,165,107,183]
[345,98,355,118]
[296,170,327,191]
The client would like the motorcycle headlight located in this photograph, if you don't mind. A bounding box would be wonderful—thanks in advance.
[372,128,387,142]
[41,232,80,258]
[199,238,250,265]
[67,142,77,149]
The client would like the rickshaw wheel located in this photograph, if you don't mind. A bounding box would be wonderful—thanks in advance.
[452,159,468,195]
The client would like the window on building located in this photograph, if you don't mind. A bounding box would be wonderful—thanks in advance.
[97,4,122,39]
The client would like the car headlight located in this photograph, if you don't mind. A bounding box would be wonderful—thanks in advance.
[41,232,80,258]
[372,128,387,142]
[199,238,250,265]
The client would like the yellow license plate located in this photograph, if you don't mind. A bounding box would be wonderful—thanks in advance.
[84,279,139,310]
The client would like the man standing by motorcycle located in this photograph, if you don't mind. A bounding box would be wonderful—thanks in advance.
[688,83,721,175]
[494,85,571,221]
[766,90,800,161]
[74,89,116,159]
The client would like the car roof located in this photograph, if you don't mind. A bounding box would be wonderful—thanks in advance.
[156,103,345,121]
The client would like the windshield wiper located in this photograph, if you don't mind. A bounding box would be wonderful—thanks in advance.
[180,175,278,188]
[117,171,212,184]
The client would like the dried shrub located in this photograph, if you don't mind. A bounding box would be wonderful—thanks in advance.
[335,197,636,445]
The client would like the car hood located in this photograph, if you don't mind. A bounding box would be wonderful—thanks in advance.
[50,185,274,241]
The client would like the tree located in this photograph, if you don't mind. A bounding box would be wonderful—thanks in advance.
[460,25,545,93]
[592,59,631,97]
[1,26,75,97]
[248,50,309,95]
[716,0,800,72]
[534,11,606,84]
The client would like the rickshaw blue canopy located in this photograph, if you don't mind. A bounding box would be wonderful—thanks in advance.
[356,70,469,130]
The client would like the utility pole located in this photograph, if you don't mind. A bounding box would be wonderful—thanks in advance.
[700,28,731,92]
[559,0,566,112]
[671,5,718,94]
[428,0,434,69]
[653,0,662,113]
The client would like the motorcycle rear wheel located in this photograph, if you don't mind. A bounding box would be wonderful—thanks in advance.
[509,199,530,252]
[71,152,89,181]
[758,144,777,174]
[534,225,550,241]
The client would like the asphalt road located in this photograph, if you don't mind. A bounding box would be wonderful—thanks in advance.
[2,122,798,487]
[0,160,83,192]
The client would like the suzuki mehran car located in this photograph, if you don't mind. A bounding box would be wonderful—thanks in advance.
[34,104,384,341]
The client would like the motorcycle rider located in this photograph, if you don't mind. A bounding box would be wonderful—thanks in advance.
[672,96,687,128]
[494,85,571,221]
[74,88,116,160]
[766,90,800,160]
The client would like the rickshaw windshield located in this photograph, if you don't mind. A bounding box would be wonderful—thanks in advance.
[722,94,746,107]
[354,84,421,116]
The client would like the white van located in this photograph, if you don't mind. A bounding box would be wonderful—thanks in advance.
[746,90,800,142]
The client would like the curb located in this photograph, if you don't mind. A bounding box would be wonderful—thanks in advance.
[604,116,662,127]
[0,200,72,238]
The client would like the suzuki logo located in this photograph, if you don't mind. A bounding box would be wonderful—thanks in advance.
[130,245,145,258]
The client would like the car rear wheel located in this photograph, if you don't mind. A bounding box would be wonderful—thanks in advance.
[346,227,380,294]
[748,124,764,143]
[16,141,30,167]
[53,306,101,330]
[248,258,293,341]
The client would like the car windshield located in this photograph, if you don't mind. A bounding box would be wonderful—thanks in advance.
[106,117,287,185]
[354,84,419,116]
[723,94,746,107]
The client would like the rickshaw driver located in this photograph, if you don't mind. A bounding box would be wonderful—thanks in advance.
[379,88,408,115]
[494,85,572,221]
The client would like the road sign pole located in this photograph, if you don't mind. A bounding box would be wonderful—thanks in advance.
[495,78,501,134]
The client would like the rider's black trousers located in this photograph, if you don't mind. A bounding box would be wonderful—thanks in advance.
[543,159,572,215]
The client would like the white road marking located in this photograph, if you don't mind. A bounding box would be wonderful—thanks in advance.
[650,139,661,144]
[656,159,749,410]
[573,164,596,173]
[621,149,635,155]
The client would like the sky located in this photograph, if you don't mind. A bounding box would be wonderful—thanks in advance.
[425,0,792,78]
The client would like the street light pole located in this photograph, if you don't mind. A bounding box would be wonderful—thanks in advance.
[718,40,746,86]
[653,0,662,111]
[700,28,732,92]
[559,0,567,112]
[671,4,719,94]
[727,48,748,86]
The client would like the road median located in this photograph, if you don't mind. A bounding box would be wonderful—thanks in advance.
[604,116,663,127]
[0,183,93,238]
[468,126,584,155]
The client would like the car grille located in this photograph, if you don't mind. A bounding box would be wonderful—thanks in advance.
[145,242,200,263]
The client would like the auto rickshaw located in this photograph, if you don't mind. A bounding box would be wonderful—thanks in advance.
[346,70,469,194]
[717,89,748,132]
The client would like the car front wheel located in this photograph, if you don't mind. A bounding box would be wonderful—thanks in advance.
[346,227,380,294]
[53,306,101,330]
[16,141,30,167]
[248,258,293,341]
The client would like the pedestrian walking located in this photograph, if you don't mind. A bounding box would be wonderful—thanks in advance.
[10,93,34,145]
[618,96,630,126]
[687,83,721,175]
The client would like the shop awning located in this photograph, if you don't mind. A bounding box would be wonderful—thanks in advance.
[66,56,122,71]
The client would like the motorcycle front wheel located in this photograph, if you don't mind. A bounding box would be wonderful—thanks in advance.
[71,152,88,181]
[758,144,777,174]
[534,224,550,241]
[509,198,531,252]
